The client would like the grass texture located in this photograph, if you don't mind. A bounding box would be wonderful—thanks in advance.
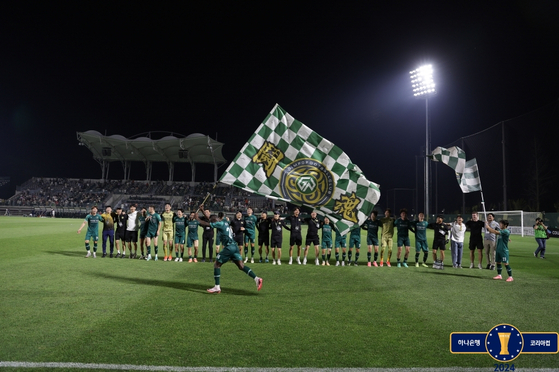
[0,216,558,370]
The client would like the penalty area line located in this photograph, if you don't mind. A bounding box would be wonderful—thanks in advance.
[1,362,558,372]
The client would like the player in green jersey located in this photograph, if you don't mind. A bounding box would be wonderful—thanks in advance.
[362,211,381,267]
[144,206,162,261]
[173,209,187,261]
[214,214,230,257]
[334,226,348,266]
[243,207,258,263]
[187,212,200,262]
[394,209,415,268]
[379,208,395,267]
[410,212,429,267]
[138,207,148,259]
[347,224,362,266]
[321,217,333,266]
[77,206,104,258]
[195,207,263,294]
[485,219,513,281]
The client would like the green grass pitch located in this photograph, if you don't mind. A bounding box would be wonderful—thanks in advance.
[0,216,558,370]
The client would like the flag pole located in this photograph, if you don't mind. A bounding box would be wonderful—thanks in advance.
[480,189,488,222]
[201,183,218,208]
[478,167,487,221]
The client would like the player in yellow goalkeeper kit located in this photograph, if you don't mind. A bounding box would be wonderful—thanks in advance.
[379,208,395,267]
[161,203,175,261]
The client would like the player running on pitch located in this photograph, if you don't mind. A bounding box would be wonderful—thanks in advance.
[195,206,263,294]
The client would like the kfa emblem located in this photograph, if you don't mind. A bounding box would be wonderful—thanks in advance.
[280,158,334,206]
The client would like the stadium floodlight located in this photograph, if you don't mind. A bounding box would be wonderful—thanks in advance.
[410,64,436,221]
[409,64,436,97]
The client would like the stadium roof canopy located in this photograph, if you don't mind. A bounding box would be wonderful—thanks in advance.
[77,131,227,181]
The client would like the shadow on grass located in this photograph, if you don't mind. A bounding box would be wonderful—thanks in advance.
[86,272,259,296]
[421,270,487,279]
[46,250,88,257]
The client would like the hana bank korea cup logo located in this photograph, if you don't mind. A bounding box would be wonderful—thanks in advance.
[280,159,334,206]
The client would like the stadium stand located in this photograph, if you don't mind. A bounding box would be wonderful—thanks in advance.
[3,177,276,216]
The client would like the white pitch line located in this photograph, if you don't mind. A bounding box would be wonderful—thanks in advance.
[0,362,558,372]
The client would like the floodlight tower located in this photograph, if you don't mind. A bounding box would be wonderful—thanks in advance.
[410,64,436,221]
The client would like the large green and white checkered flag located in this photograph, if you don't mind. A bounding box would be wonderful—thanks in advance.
[220,104,381,235]
[429,146,482,193]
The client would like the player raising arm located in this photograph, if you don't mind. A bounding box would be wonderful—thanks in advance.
[195,206,263,294]
[77,206,104,258]
[485,219,513,282]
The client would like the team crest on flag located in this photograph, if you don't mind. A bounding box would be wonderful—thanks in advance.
[280,158,335,206]
[219,104,381,235]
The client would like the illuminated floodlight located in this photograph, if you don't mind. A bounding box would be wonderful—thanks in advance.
[409,63,436,220]
[409,64,436,97]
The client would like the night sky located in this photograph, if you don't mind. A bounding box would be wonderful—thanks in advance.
[1,1,558,210]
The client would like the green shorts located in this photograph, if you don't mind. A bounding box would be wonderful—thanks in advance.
[495,250,509,265]
[146,231,158,239]
[397,237,411,247]
[187,235,198,247]
[244,233,255,244]
[349,236,361,249]
[321,240,332,249]
[85,231,99,242]
[174,234,185,245]
[216,243,243,264]
[367,236,379,246]
[415,240,429,253]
